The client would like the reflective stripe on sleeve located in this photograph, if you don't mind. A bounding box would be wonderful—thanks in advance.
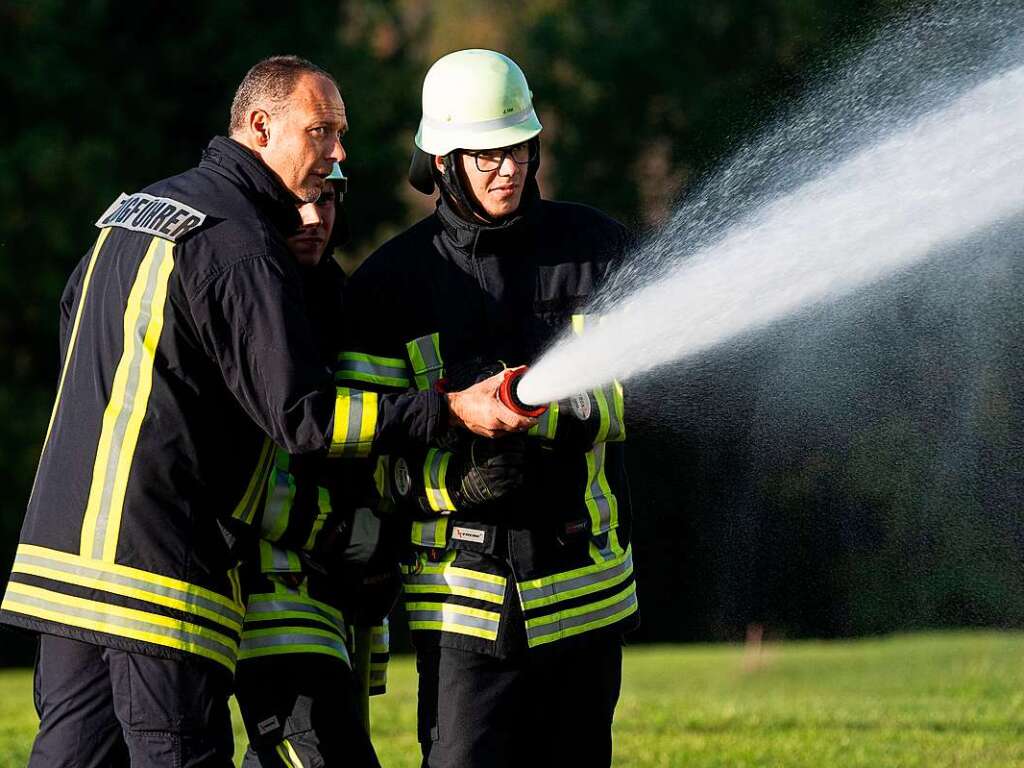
[329,388,378,457]
[410,518,449,548]
[405,334,444,391]
[275,740,304,768]
[584,443,619,539]
[258,541,302,574]
[261,450,294,541]
[334,351,411,389]
[423,448,455,513]
[231,438,275,525]
[528,400,559,440]
[302,487,331,551]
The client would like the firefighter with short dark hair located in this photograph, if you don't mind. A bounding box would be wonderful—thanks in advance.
[344,49,638,768]
[2,54,532,767]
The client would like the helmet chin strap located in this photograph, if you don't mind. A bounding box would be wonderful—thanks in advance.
[432,138,542,226]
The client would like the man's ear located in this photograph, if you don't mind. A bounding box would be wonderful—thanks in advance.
[250,109,271,147]
[434,155,446,175]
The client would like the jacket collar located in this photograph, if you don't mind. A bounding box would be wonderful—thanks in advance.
[199,136,300,235]
[435,178,540,256]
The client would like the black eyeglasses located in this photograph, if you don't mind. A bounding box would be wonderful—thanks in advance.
[465,142,537,172]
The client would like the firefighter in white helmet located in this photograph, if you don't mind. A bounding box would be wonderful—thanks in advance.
[343,49,638,768]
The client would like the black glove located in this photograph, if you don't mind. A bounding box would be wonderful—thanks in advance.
[448,436,527,509]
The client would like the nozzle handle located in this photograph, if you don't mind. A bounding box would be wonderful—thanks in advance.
[498,368,548,418]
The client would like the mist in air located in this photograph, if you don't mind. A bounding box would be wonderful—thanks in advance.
[518,0,1024,406]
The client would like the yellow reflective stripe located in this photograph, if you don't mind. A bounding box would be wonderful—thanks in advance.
[593,386,611,444]
[227,566,242,607]
[232,437,274,524]
[275,739,304,768]
[571,314,588,335]
[583,443,619,540]
[329,389,378,457]
[405,333,443,390]
[244,592,344,633]
[240,626,349,665]
[607,380,626,441]
[374,456,391,499]
[417,562,507,586]
[262,450,295,541]
[403,582,504,604]
[2,581,237,671]
[370,620,389,654]
[518,544,632,593]
[403,562,507,604]
[410,518,449,548]
[41,228,112,450]
[81,237,176,561]
[423,448,455,512]
[525,581,638,647]
[302,487,331,550]
[259,541,302,574]
[519,547,633,610]
[405,601,501,641]
[528,400,559,439]
[11,559,242,632]
[14,544,243,616]
[334,351,411,388]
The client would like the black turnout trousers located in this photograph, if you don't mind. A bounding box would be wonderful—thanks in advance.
[234,654,380,768]
[417,632,623,768]
[29,633,234,768]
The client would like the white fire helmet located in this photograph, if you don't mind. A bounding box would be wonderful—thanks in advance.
[414,49,543,155]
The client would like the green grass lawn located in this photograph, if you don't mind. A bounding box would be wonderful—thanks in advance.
[0,631,1021,767]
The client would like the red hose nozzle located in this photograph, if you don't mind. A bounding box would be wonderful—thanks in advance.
[498,367,548,418]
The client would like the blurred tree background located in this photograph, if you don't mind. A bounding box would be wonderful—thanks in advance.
[2,0,1020,663]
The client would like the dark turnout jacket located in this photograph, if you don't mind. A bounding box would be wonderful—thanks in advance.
[0,137,444,672]
[342,188,639,657]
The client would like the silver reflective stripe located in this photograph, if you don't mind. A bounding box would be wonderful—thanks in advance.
[234,439,275,525]
[603,386,624,441]
[421,106,536,133]
[406,572,505,598]
[518,549,633,606]
[530,404,558,439]
[4,589,237,661]
[240,630,349,660]
[261,543,296,573]
[412,519,446,547]
[409,335,443,388]
[407,608,500,633]
[262,467,293,540]
[587,443,613,533]
[13,552,243,627]
[425,450,452,512]
[244,598,345,634]
[335,356,409,385]
[91,238,173,558]
[343,393,365,446]
[526,585,638,642]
